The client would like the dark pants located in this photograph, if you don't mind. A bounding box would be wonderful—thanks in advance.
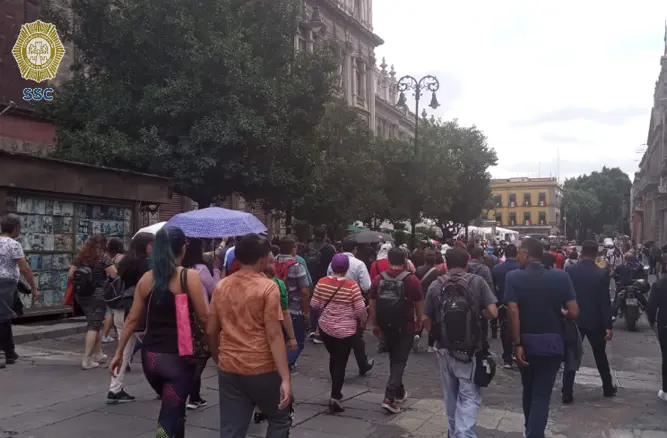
[498,307,513,362]
[383,330,413,401]
[319,330,356,400]
[287,314,305,367]
[218,370,291,438]
[659,328,667,392]
[562,327,613,395]
[0,321,15,356]
[189,357,208,402]
[519,356,561,438]
[352,326,371,371]
[417,327,436,347]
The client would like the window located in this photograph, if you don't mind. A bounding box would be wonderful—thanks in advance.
[538,192,546,207]
[523,211,531,225]
[495,213,502,226]
[493,194,502,207]
[355,59,366,102]
[523,192,531,207]
[509,193,517,207]
[509,212,517,226]
[538,211,546,226]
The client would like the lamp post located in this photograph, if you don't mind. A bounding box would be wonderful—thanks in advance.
[396,75,440,156]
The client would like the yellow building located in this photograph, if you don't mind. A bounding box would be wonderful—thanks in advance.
[489,177,562,236]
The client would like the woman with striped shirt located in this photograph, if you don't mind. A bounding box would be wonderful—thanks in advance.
[311,253,368,413]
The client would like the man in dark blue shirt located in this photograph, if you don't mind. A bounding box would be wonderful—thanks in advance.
[562,240,616,404]
[492,244,521,368]
[506,238,579,438]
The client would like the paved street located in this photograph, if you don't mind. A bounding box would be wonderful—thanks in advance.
[1,312,667,438]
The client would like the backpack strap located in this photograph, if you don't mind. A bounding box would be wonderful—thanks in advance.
[420,267,437,284]
[380,271,392,281]
[395,271,411,282]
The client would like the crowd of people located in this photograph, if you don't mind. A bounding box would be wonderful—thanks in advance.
[3,211,667,438]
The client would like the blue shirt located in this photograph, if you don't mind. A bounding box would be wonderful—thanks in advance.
[492,258,521,303]
[505,262,576,356]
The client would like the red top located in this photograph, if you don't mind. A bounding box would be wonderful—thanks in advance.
[552,252,565,269]
[369,269,424,332]
[370,259,390,279]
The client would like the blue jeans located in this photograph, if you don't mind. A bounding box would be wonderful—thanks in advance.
[519,356,561,438]
[287,313,305,367]
[436,350,481,437]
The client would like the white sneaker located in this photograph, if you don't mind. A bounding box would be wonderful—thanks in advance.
[659,390,667,402]
[427,346,436,353]
[81,358,100,370]
[93,353,108,363]
[101,336,115,344]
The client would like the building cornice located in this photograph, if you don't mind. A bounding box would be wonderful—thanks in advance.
[375,96,415,127]
[317,0,384,46]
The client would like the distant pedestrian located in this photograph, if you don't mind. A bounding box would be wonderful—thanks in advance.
[423,248,497,436]
[562,240,616,404]
[506,238,579,438]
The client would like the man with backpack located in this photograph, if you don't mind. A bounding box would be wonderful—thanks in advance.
[423,247,498,437]
[275,237,311,371]
[304,227,336,284]
[369,247,424,414]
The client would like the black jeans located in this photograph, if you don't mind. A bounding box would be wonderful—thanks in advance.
[189,357,208,402]
[319,330,356,400]
[0,321,15,356]
[659,328,667,392]
[519,356,561,438]
[498,307,513,362]
[562,327,613,395]
[351,326,371,371]
[383,330,413,401]
[218,370,291,438]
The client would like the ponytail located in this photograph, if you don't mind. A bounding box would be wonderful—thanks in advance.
[150,226,186,301]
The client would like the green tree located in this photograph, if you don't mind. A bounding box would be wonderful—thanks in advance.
[42,0,339,207]
[562,188,601,240]
[422,121,497,239]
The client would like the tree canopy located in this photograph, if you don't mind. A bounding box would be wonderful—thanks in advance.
[562,166,631,240]
[42,0,339,206]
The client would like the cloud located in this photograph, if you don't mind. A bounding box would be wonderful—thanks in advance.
[512,108,647,127]
[540,133,584,144]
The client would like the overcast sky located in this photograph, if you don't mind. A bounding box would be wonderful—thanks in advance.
[373,0,667,181]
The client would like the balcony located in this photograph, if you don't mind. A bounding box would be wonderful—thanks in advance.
[638,176,660,194]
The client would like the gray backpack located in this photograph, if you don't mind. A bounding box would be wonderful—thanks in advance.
[438,273,480,362]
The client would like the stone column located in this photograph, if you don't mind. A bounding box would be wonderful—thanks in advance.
[367,56,376,133]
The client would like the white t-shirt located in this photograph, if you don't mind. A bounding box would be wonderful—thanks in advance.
[0,236,24,281]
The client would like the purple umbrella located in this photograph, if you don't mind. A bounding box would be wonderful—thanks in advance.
[164,207,267,238]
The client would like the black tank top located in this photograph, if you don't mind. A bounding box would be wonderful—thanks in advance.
[141,289,178,354]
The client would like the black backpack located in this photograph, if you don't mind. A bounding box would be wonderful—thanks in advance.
[304,243,323,276]
[72,265,96,297]
[438,272,479,362]
[103,276,135,310]
[375,271,411,331]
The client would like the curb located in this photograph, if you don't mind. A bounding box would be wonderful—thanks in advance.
[14,323,89,345]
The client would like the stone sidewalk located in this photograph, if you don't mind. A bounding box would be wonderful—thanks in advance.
[2,323,667,438]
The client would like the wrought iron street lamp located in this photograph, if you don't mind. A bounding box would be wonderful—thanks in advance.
[396,75,440,156]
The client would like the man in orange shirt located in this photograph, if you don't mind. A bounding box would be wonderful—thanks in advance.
[206,234,292,438]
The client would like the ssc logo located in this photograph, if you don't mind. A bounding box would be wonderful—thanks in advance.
[11,20,66,83]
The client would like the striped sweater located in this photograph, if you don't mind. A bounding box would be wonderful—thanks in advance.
[310,276,367,339]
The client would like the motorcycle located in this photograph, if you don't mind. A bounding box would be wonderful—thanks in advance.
[616,277,650,331]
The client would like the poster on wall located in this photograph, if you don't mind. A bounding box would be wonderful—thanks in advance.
[6,195,133,314]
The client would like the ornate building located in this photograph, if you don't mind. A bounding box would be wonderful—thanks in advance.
[632,25,667,244]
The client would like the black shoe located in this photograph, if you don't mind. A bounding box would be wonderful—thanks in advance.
[359,358,375,376]
[5,352,18,365]
[328,398,345,413]
[562,392,574,404]
[186,398,208,410]
[106,390,136,404]
[253,411,267,424]
[603,385,618,398]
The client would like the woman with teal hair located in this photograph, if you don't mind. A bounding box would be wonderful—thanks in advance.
[110,226,209,438]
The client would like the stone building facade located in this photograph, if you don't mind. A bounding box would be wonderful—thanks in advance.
[632,27,667,244]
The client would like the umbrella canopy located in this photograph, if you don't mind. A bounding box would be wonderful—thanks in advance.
[133,221,166,238]
[165,207,267,238]
[348,230,394,244]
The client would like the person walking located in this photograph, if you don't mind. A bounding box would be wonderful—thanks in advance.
[206,234,292,438]
[491,243,521,368]
[415,249,446,353]
[369,247,424,413]
[69,234,117,370]
[562,240,616,404]
[647,270,667,402]
[110,226,209,438]
[423,248,497,437]
[0,213,38,367]
[326,239,374,374]
[106,232,154,404]
[312,254,368,413]
[506,238,579,438]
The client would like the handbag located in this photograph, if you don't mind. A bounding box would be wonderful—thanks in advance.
[179,268,210,360]
[12,289,24,317]
[17,277,31,295]
[473,350,496,387]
